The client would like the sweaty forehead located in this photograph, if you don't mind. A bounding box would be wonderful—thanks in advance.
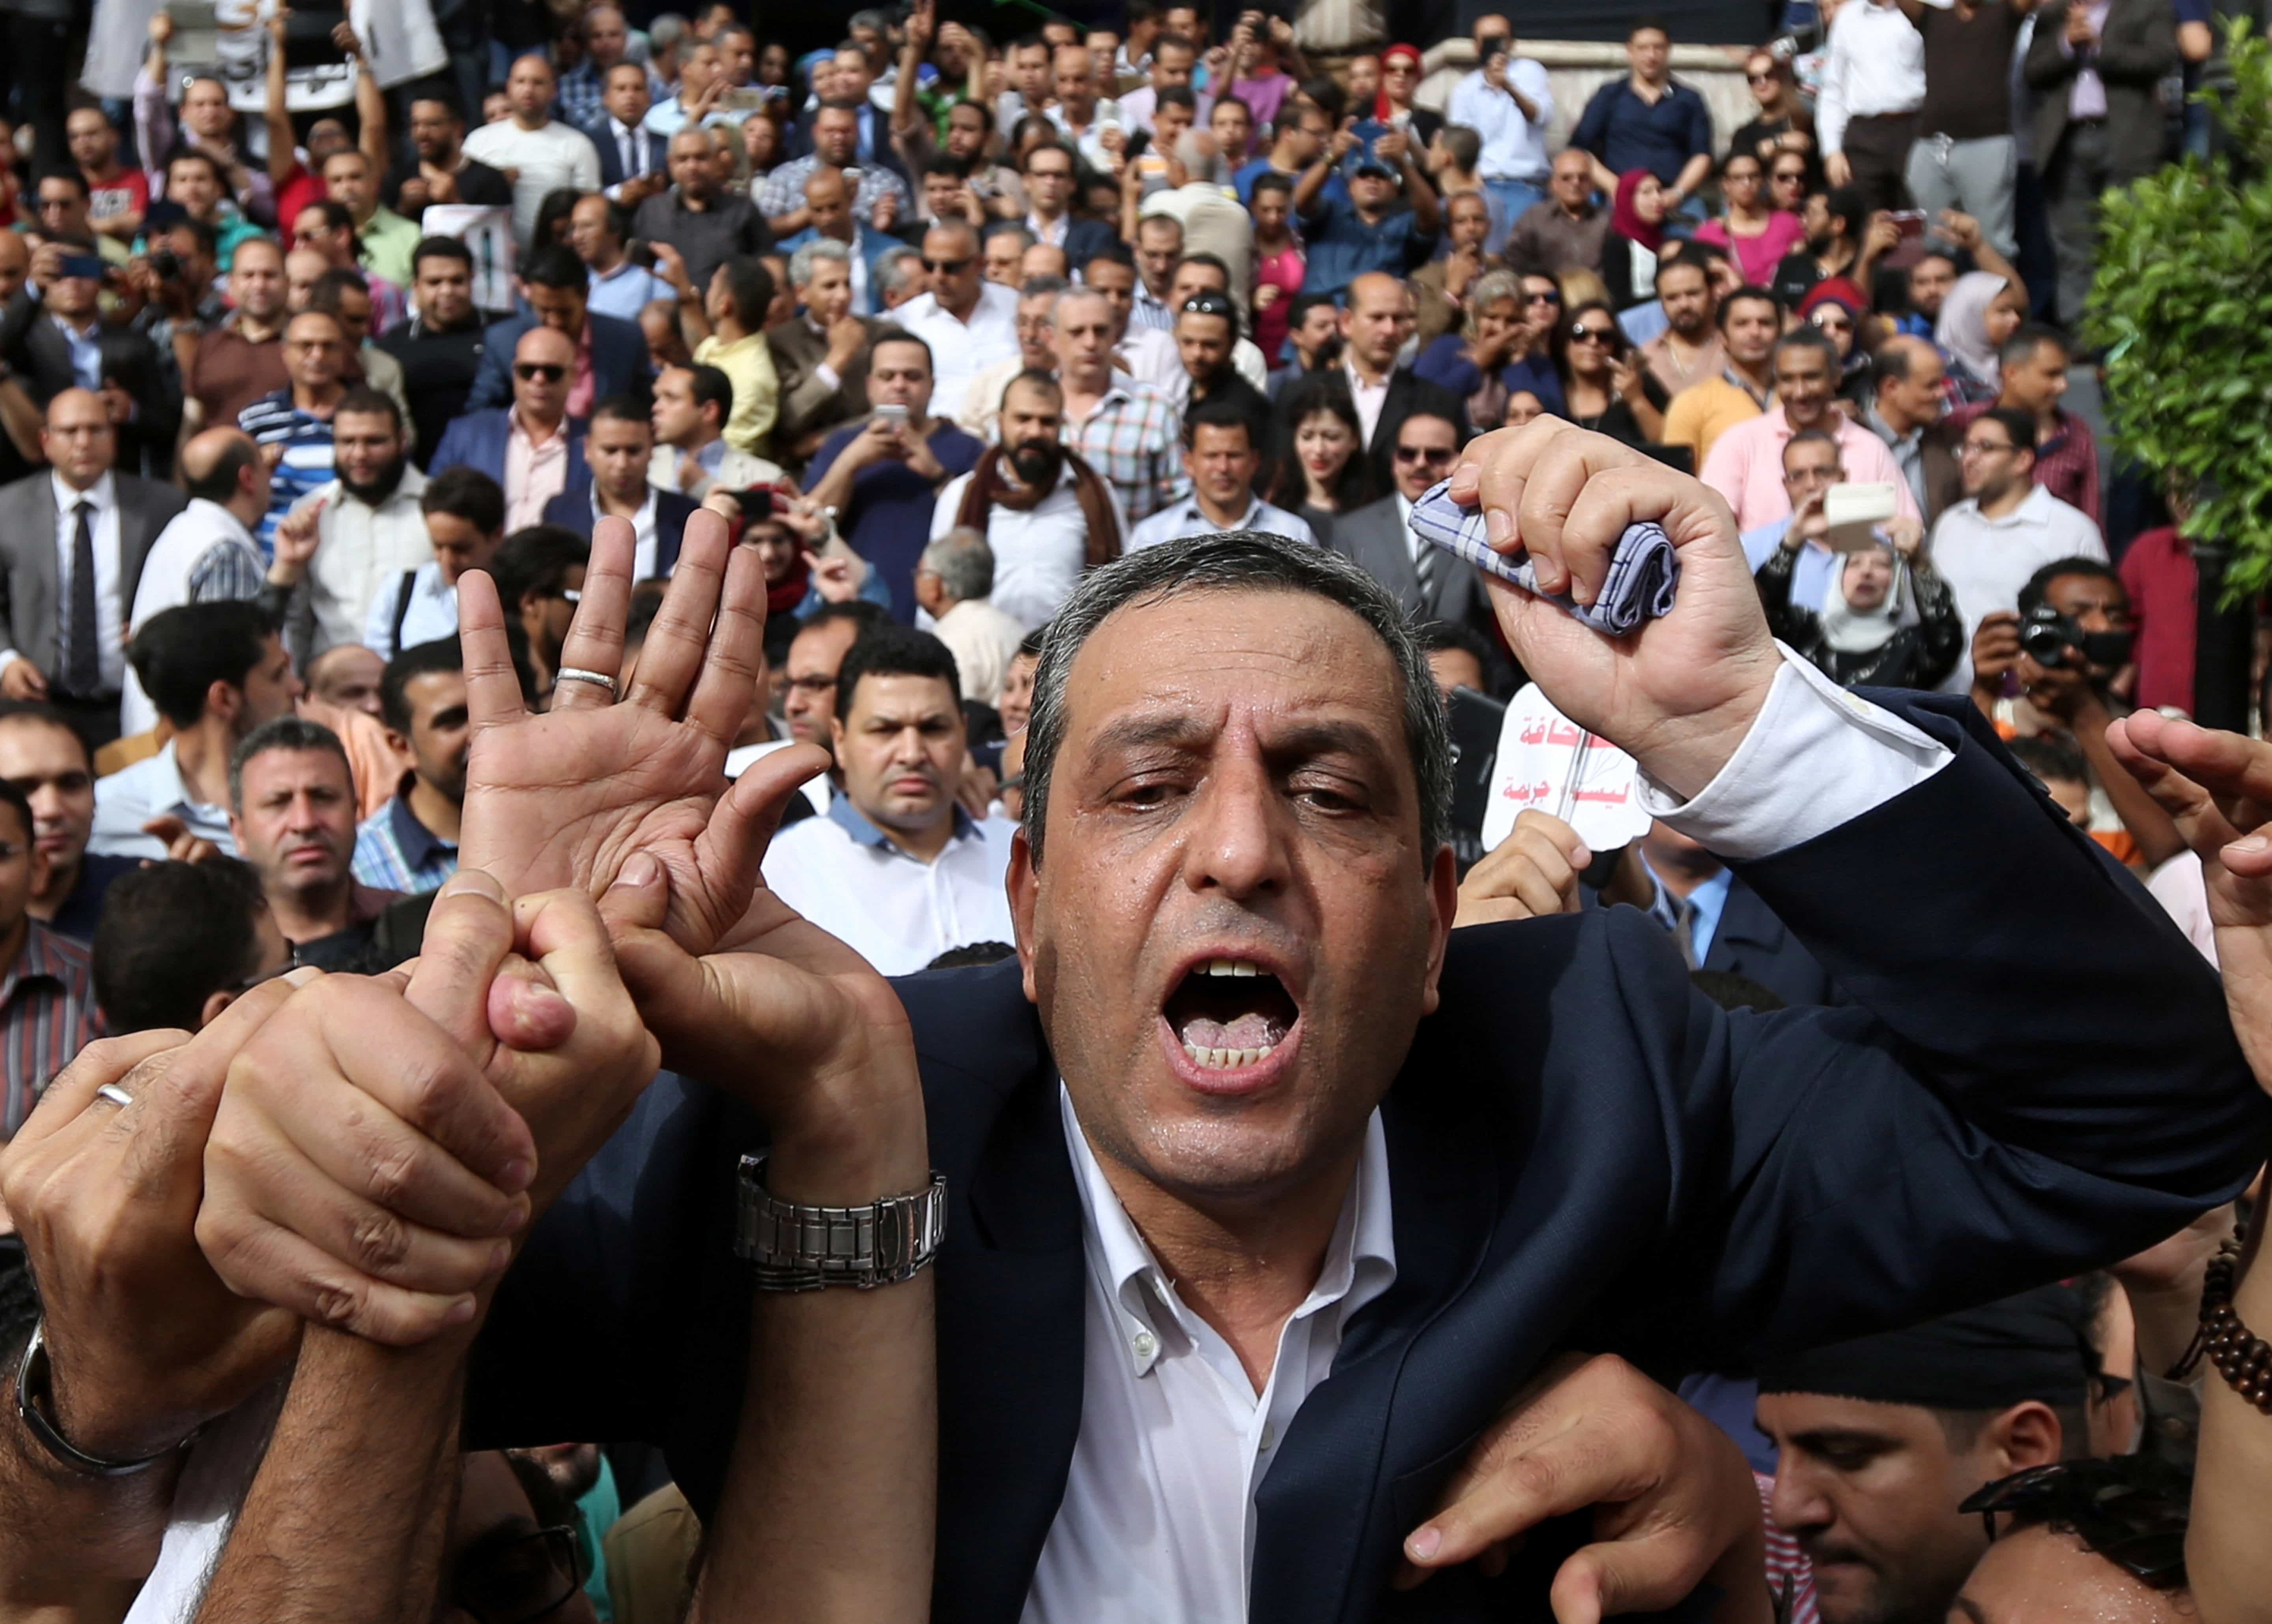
[1059,587,1409,760]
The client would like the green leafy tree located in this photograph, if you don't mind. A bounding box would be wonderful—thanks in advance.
[2086,19,2272,601]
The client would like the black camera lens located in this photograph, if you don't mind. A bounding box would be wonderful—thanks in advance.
[149,249,181,280]
[2018,602,2076,668]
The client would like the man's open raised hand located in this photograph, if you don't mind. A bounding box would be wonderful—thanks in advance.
[1448,419,1782,800]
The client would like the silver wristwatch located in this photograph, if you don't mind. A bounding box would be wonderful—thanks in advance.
[733,1154,947,1291]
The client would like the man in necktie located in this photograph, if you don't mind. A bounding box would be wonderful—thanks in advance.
[594,62,669,206]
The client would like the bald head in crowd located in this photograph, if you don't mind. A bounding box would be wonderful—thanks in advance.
[512,326,577,432]
[180,427,270,525]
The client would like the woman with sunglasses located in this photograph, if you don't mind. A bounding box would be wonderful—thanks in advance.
[1414,269,1567,433]
[1692,151,1807,289]
[1598,171,1669,314]
[1266,371,1379,547]
[1727,52,1820,190]
[1551,299,1668,449]
[1766,154,1814,221]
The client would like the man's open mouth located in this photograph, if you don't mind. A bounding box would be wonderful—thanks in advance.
[1162,958,1300,1070]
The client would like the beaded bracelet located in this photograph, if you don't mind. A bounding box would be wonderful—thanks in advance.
[2198,1233,2272,1414]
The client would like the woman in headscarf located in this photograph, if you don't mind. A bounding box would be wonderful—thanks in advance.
[1599,170,1670,312]
[1758,528,1963,690]
[1937,271,2028,404]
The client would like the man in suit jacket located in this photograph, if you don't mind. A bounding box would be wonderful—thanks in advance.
[0,273,178,479]
[1327,404,1490,630]
[0,389,188,746]
[1865,336,1964,528]
[2024,0,2177,326]
[766,236,881,468]
[204,436,2267,1622]
[539,396,701,577]
[464,246,656,413]
[430,327,593,529]
[586,62,669,199]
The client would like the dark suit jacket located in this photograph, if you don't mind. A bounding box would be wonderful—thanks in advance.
[1056,216,1123,273]
[587,117,667,190]
[539,486,698,574]
[2025,0,2179,182]
[764,313,878,465]
[1700,874,1841,1009]
[1367,370,1471,478]
[466,690,2266,1622]
[427,411,592,507]
[464,311,654,412]
[1327,493,1488,630]
[0,470,187,678]
[0,290,179,476]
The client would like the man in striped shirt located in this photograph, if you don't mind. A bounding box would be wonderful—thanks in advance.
[239,311,349,555]
[0,778,100,1137]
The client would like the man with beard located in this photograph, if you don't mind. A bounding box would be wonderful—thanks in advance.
[377,238,489,471]
[760,620,1018,975]
[542,397,699,578]
[1771,185,1896,314]
[1757,1286,2096,1624]
[350,637,468,894]
[633,129,773,302]
[271,389,430,665]
[1638,251,1725,398]
[226,716,406,970]
[383,93,513,219]
[1163,291,1269,430]
[930,372,1126,630]
[1664,284,1783,466]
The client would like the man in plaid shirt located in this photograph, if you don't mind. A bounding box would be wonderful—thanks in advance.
[1050,287,1184,523]
[554,6,665,134]
[0,780,99,1136]
[758,105,912,238]
[350,639,465,895]
[1945,326,2100,528]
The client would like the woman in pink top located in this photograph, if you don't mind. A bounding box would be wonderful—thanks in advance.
[1693,151,1806,288]
[1249,172,1305,364]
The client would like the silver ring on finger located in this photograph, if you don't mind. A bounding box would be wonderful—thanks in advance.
[555,666,620,699]
[95,1083,134,1109]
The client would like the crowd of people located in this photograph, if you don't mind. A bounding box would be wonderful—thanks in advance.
[0,0,2260,1619]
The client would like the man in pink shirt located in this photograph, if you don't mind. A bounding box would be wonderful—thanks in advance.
[1701,328,1919,531]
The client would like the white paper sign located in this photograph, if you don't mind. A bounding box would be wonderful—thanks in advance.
[1480,684,1655,855]
[349,0,448,90]
[419,203,518,314]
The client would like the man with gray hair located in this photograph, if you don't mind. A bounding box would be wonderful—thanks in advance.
[874,246,928,313]
[955,275,1069,442]
[915,527,1029,706]
[224,716,404,971]
[768,236,883,465]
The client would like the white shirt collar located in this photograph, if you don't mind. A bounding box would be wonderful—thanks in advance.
[189,496,256,545]
[1059,1084,1396,1377]
[51,469,115,513]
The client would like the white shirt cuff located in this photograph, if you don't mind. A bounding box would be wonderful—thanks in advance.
[815,361,842,392]
[1636,644,1954,862]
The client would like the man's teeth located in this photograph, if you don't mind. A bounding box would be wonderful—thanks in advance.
[1182,1039,1279,1069]
[1201,958,1263,977]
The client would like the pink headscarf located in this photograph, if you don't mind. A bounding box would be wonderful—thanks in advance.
[1377,44,1422,122]
[1610,170,1667,253]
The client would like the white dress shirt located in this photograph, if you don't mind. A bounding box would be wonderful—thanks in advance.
[1021,651,1955,1624]
[930,596,1031,706]
[295,467,433,659]
[579,487,665,579]
[759,799,1018,976]
[1445,61,1556,182]
[363,559,460,661]
[121,499,265,736]
[1125,493,1317,552]
[6,471,127,695]
[930,468,1129,631]
[892,282,1023,433]
[1024,1093,1397,1623]
[1924,484,2106,692]
[599,116,661,196]
[1818,0,1928,157]
[90,738,237,860]
[1343,361,1393,447]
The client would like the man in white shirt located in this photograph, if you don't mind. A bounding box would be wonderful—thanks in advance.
[278,391,431,665]
[462,54,604,248]
[363,466,506,660]
[1127,398,1315,551]
[931,372,1127,629]
[1926,405,2106,693]
[761,622,1017,974]
[1445,17,1555,254]
[955,277,1065,443]
[123,429,284,737]
[914,528,1030,706]
[889,221,1022,427]
[1817,0,1928,215]
[94,599,301,858]
[1046,44,1125,172]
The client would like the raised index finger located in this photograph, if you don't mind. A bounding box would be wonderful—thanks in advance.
[458,568,528,734]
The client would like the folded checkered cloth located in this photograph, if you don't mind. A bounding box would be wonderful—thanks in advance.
[1408,478,1681,636]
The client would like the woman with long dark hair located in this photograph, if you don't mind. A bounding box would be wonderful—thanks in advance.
[1552,300,1668,448]
[1268,371,1380,547]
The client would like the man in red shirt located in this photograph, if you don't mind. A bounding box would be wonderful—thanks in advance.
[2119,500,2197,717]
[68,108,147,249]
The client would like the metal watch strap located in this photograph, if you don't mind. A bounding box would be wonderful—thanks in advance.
[732,1154,947,1291]
[14,1320,202,1477]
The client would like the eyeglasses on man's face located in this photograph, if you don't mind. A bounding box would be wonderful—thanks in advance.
[1394,443,1456,466]
[451,1524,585,1624]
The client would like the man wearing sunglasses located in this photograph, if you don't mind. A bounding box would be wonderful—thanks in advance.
[888,220,1022,432]
[430,327,594,534]
[1324,407,1486,628]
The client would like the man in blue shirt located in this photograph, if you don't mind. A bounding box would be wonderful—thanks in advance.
[1571,20,1715,215]
[1293,124,1438,298]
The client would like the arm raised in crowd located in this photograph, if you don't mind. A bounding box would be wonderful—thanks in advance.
[0,989,311,1619]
